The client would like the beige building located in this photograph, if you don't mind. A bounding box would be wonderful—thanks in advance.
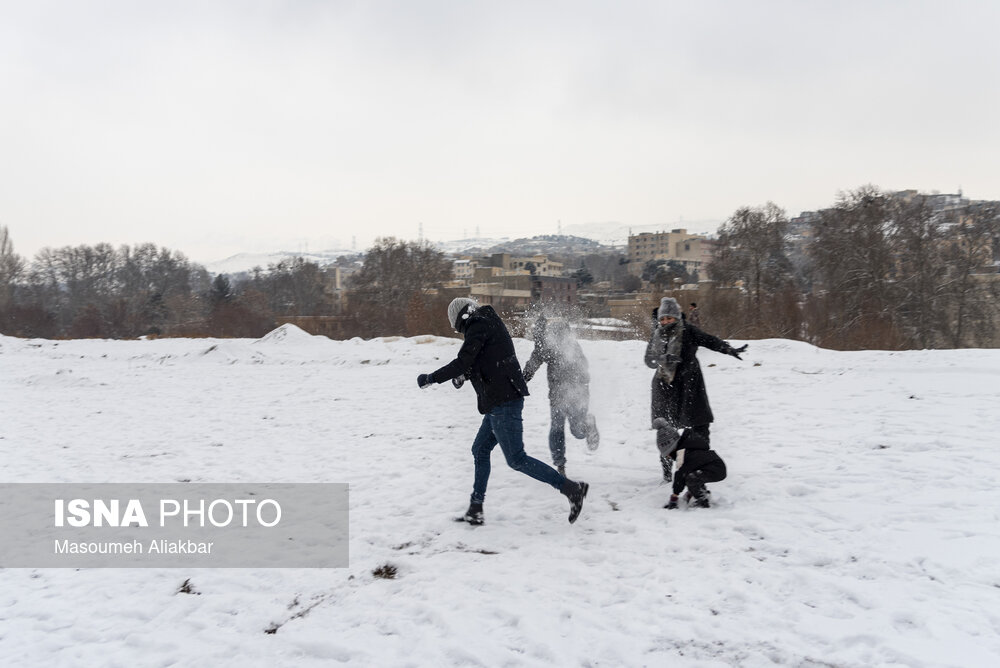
[451,252,565,286]
[626,229,708,277]
[451,258,476,282]
[469,283,533,309]
[447,252,575,310]
[484,253,563,276]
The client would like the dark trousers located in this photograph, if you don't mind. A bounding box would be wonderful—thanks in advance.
[548,399,590,467]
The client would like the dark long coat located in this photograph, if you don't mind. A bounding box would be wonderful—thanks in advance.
[644,322,732,429]
[430,305,529,414]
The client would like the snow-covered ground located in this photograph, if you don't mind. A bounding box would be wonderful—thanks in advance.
[1,326,999,667]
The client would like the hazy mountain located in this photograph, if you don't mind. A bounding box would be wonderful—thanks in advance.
[203,222,721,274]
[204,250,358,275]
[562,220,721,246]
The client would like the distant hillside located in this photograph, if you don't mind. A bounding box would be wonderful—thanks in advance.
[205,250,359,275]
[206,234,627,275]
[450,235,617,257]
[563,220,720,245]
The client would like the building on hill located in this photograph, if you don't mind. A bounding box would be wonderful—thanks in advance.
[446,251,576,310]
[468,274,578,310]
[469,283,533,310]
[451,258,475,282]
[450,252,565,287]
[482,252,564,276]
[626,229,709,278]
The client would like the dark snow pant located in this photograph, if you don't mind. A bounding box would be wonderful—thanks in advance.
[470,398,565,504]
[683,460,727,499]
[548,399,591,467]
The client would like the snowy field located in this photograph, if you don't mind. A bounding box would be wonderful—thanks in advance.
[1,325,999,667]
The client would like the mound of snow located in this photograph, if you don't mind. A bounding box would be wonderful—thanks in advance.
[254,323,325,345]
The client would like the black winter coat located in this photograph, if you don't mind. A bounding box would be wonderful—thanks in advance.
[430,305,529,414]
[645,322,734,429]
[671,431,727,496]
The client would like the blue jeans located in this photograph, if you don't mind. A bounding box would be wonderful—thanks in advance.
[470,398,565,504]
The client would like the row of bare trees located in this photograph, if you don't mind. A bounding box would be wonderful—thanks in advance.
[0,230,345,339]
[704,186,1000,349]
[3,184,998,349]
[0,231,461,340]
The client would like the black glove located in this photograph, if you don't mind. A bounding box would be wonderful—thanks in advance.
[727,344,748,360]
[451,375,465,389]
[664,495,679,510]
[417,373,435,389]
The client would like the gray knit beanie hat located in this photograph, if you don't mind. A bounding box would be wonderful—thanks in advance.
[447,298,478,331]
[657,297,682,320]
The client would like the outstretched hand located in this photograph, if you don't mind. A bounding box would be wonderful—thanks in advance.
[417,373,434,389]
[728,344,748,360]
[451,375,466,389]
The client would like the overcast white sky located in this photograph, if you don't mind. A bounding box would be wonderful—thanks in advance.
[2,0,998,263]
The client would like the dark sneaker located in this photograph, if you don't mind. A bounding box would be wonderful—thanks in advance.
[691,496,711,508]
[585,415,600,451]
[560,480,589,524]
[460,502,484,525]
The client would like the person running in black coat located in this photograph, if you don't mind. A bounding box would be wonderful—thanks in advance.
[417,298,589,525]
[522,315,599,477]
[645,297,746,481]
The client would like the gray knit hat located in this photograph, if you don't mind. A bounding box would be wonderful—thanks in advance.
[652,417,681,455]
[657,297,682,320]
[447,298,478,331]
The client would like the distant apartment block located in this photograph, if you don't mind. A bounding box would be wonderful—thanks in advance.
[483,252,564,276]
[451,258,475,282]
[448,251,575,309]
[626,229,709,277]
[451,252,564,283]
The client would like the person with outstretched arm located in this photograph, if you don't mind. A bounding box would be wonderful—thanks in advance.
[417,298,589,525]
[645,297,746,483]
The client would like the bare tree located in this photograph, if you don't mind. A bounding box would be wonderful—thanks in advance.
[348,237,453,336]
[938,202,1000,347]
[709,202,796,307]
[0,225,25,313]
[17,243,208,338]
[115,244,202,336]
[247,258,330,316]
[892,195,948,347]
[706,202,800,339]
[807,186,905,348]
